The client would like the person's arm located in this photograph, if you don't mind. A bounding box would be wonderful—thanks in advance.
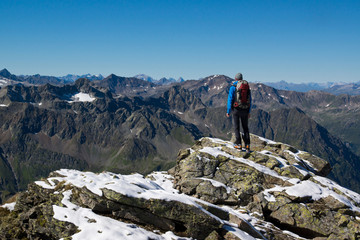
[226,86,235,116]
[248,90,252,113]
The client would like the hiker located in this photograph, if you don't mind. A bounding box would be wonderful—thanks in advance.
[226,73,252,152]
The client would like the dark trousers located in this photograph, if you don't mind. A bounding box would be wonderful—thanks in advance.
[232,108,250,146]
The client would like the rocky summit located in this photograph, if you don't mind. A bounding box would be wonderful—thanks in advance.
[1,135,360,240]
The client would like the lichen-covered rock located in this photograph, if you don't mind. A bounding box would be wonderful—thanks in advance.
[172,136,360,240]
[100,188,223,239]
[297,152,332,176]
[1,135,359,240]
[0,183,78,240]
[1,169,242,240]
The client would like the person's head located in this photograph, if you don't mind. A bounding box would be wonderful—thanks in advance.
[235,73,243,80]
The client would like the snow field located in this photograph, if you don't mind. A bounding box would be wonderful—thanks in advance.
[33,169,257,240]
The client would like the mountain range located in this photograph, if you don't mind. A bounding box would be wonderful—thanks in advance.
[0,78,205,203]
[264,79,360,95]
[0,69,184,87]
[58,73,104,82]
[1,69,360,205]
[0,69,105,86]
[3,68,359,95]
[134,74,185,85]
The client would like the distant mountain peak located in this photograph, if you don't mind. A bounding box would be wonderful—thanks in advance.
[0,68,10,75]
[0,68,17,80]
[134,74,156,83]
[134,74,185,85]
[58,73,104,82]
[263,80,360,95]
[108,73,118,78]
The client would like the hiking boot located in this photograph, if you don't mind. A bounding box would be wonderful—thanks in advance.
[234,144,242,150]
[245,145,250,153]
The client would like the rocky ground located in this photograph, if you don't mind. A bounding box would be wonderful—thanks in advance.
[1,134,360,239]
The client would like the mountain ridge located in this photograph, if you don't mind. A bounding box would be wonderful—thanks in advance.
[1,72,360,203]
[0,79,204,203]
[263,79,360,95]
[3,68,360,94]
[1,77,360,204]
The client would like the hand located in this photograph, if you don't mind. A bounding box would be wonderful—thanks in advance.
[226,113,230,118]
[248,113,251,119]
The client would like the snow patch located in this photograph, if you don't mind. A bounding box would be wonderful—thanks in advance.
[68,92,96,103]
[208,74,220,81]
[1,202,16,211]
[35,180,56,189]
[207,137,234,147]
[37,169,224,222]
[196,177,233,194]
[146,172,179,194]
[258,136,277,144]
[199,147,290,181]
[34,170,231,239]
[0,104,9,107]
[201,137,360,213]
[53,190,189,240]
[264,180,360,212]
[223,225,257,240]
[212,84,225,90]
[313,176,360,204]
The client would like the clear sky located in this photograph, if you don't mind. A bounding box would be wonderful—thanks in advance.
[1,0,359,83]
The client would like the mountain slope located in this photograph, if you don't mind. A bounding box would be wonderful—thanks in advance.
[262,80,360,95]
[263,80,331,92]
[323,82,360,95]
[93,74,161,97]
[0,69,101,86]
[249,107,360,192]
[0,69,18,81]
[58,74,104,82]
[249,83,360,155]
[0,80,203,203]
[180,74,233,107]
[17,74,67,85]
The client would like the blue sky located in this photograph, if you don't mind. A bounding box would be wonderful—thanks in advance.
[1,0,359,83]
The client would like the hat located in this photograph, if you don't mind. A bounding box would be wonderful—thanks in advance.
[235,73,243,80]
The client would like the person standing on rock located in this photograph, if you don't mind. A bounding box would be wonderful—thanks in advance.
[226,73,252,152]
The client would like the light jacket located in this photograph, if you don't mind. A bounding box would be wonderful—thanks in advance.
[226,81,252,114]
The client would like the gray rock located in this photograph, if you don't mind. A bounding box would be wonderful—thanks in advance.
[171,136,360,239]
